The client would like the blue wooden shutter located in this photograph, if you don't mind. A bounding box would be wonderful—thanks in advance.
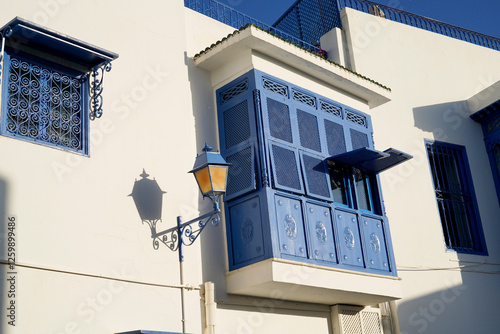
[217,74,257,200]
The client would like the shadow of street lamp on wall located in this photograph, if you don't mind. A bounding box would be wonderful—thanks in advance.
[129,143,229,334]
[129,143,230,260]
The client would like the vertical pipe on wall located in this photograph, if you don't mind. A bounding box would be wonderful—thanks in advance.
[178,216,186,333]
[201,281,216,334]
[388,301,401,334]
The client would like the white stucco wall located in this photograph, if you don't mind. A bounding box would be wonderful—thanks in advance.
[338,7,500,334]
[0,1,208,333]
[2,2,499,334]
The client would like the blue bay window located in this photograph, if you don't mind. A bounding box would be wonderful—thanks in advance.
[0,17,118,155]
[217,69,411,276]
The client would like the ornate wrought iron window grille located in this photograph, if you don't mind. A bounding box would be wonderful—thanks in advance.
[0,18,118,154]
[3,54,87,153]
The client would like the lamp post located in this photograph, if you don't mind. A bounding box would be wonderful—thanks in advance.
[130,144,229,333]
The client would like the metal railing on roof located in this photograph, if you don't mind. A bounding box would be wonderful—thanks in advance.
[339,0,500,51]
[273,0,500,51]
[273,0,342,45]
[184,0,324,54]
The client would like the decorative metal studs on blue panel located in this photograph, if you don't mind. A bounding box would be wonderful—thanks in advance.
[334,210,364,268]
[229,197,265,265]
[360,216,390,272]
[305,203,337,263]
[275,195,307,258]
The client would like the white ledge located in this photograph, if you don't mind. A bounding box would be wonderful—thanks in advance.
[226,258,401,305]
[194,25,391,108]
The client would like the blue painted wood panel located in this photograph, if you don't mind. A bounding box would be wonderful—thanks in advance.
[304,203,337,263]
[269,142,304,194]
[275,195,307,258]
[360,216,390,272]
[229,197,265,266]
[334,209,364,268]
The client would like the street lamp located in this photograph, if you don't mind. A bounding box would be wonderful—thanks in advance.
[130,143,230,259]
[129,143,229,334]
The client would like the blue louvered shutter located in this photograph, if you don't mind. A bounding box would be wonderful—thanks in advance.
[217,75,257,200]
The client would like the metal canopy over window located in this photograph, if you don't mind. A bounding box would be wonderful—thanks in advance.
[327,147,412,174]
[0,17,119,121]
[0,17,117,73]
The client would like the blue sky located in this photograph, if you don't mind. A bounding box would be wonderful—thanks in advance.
[217,0,500,38]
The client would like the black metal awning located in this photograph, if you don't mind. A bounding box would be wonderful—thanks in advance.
[327,147,412,173]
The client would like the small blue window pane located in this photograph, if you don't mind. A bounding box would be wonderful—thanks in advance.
[328,163,349,206]
[354,168,373,212]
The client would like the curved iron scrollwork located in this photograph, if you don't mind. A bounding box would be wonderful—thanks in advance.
[156,228,180,251]
[147,204,221,253]
[89,62,112,120]
[180,211,220,247]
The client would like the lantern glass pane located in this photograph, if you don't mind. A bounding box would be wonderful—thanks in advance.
[209,165,228,192]
[194,166,212,195]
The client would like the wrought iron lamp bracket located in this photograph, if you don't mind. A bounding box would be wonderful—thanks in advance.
[89,62,112,120]
[149,198,222,260]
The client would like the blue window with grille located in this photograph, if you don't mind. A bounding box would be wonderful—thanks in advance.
[0,17,117,155]
[217,69,409,276]
[1,52,89,154]
[425,140,487,254]
[471,100,500,205]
